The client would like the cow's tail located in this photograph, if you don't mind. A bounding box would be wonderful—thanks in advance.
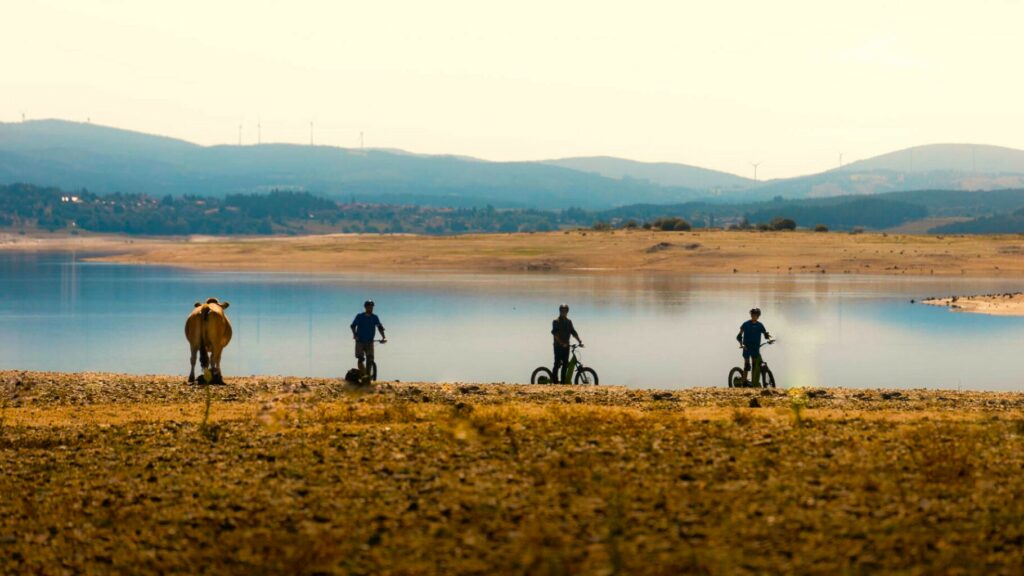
[199,304,210,352]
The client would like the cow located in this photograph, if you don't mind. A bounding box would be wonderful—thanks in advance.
[185,298,233,385]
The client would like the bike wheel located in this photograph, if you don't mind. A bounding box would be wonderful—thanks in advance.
[761,367,775,388]
[531,367,553,384]
[728,367,744,388]
[574,368,599,385]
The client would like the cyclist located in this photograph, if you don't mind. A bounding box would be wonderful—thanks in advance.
[351,300,386,376]
[736,307,772,386]
[551,303,583,384]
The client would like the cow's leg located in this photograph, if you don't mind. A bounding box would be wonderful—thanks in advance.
[196,347,210,384]
[211,347,225,385]
[188,346,198,383]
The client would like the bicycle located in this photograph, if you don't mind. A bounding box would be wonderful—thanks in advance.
[531,344,599,385]
[348,338,387,385]
[727,339,776,388]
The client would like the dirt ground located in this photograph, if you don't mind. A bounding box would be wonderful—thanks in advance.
[2,371,1023,574]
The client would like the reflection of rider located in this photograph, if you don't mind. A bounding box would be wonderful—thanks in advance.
[351,300,386,374]
[737,308,771,384]
[551,304,583,384]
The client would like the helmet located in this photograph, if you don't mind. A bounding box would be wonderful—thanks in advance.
[750,307,761,315]
[559,303,569,310]
[364,300,375,307]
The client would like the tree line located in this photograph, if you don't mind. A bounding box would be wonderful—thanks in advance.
[4,182,1018,236]
[0,184,593,236]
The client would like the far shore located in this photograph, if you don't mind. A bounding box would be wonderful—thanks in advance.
[3,229,1024,315]
[5,229,1024,276]
[923,292,1024,316]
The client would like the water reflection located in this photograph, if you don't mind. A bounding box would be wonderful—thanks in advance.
[0,252,1021,390]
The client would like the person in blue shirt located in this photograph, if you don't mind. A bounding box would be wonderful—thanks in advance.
[736,308,772,386]
[351,300,386,375]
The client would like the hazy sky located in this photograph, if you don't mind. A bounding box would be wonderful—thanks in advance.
[4,0,1023,178]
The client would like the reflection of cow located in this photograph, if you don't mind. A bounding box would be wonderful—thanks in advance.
[185,298,233,385]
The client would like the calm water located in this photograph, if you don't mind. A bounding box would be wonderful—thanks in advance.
[1,252,1022,390]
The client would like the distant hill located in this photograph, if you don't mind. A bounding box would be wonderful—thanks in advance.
[929,207,1024,234]
[5,120,1024,208]
[597,189,1024,232]
[841,143,1024,174]
[0,120,703,210]
[736,144,1024,201]
[544,156,753,191]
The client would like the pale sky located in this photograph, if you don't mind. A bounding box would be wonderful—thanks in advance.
[4,0,1023,178]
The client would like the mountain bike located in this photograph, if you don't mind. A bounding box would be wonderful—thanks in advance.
[531,344,599,385]
[728,340,776,388]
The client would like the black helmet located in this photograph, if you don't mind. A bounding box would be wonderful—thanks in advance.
[364,300,375,307]
[559,303,569,310]
[750,307,761,315]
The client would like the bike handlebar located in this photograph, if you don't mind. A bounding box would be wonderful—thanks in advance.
[739,339,776,349]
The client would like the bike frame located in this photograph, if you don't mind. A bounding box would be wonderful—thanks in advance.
[740,339,775,385]
[559,344,584,383]
[565,351,578,384]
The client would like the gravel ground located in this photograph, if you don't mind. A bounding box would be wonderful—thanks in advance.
[1,371,1023,575]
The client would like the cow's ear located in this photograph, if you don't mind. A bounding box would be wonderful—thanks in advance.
[194,302,202,308]
[220,301,230,310]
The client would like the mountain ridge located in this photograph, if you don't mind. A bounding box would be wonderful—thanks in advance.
[4,119,1024,207]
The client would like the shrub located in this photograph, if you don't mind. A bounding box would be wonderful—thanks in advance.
[592,221,613,231]
[651,217,691,231]
[770,218,797,231]
[621,219,639,230]
[814,224,829,232]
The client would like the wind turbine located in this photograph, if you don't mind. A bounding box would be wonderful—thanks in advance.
[750,162,762,182]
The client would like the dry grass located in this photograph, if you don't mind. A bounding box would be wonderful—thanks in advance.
[1,372,1023,574]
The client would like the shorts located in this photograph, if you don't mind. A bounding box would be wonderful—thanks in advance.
[355,341,375,360]
[742,348,761,360]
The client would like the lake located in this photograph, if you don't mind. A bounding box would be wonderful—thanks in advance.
[0,251,1022,390]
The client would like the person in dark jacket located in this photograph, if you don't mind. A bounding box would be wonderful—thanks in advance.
[551,303,583,383]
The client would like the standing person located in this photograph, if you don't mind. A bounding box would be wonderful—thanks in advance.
[551,303,583,384]
[736,307,772,386]
[351,300,386,376]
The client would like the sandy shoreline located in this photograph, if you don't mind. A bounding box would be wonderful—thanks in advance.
[5,230,1024,315]
[922,291,1024,316]
[4,229,1024,276]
